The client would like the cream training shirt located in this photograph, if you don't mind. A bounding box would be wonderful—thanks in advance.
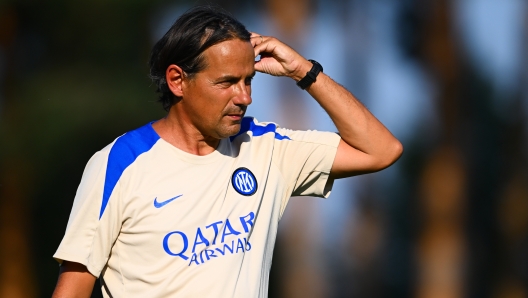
[54,117,341,298]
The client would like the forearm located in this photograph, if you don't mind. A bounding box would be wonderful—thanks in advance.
[294,60,402,170]
[307,73,395,152]
[52,261,96,298]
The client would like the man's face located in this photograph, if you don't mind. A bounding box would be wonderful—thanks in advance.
[181,38,255,139]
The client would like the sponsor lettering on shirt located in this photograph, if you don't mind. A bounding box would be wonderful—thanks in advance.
[162,211,255,266]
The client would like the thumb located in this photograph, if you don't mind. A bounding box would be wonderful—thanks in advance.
[254,55,283,76]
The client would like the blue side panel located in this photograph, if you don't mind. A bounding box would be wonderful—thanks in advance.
[99,123,160,219]
[230,117,291,141]
[273,133,291,140]
[229,117,253,141]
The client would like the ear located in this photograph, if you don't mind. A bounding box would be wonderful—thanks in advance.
[166,64,185,97]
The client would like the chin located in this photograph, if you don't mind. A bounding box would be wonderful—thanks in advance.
[216,124,241,139]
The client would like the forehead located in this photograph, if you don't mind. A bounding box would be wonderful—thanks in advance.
[201,39,255,75]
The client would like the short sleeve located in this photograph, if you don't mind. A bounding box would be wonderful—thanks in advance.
[53,149,123,278]
[271,127,341,198]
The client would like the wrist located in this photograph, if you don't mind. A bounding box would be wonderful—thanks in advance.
[291,59,314,82]
[295,59,323,90]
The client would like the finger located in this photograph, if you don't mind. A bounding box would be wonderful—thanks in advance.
[250,34,265,47]
[250,35,259,47]
[253,58,266,73]
[252,38,274,58]
[253,51,279,74]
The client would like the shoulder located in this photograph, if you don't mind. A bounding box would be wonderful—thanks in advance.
[91,122,162,177]
[101,122,162,170]
[108,122,161,157]
[229,117,291,142]
[230,117,339,146]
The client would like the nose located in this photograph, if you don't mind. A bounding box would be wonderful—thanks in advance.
[233,82,252,106]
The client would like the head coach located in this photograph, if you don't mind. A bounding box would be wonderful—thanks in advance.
[52,5,402,298]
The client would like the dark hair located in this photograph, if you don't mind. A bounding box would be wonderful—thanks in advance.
[149,6,251,111]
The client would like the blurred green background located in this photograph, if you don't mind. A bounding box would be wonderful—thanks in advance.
[0,0,527,297]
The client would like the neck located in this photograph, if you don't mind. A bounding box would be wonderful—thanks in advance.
[152,114,220,156]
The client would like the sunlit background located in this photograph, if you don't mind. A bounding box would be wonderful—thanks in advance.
[0,0,527,297]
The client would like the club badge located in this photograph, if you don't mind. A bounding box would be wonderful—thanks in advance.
[231,167,258,196]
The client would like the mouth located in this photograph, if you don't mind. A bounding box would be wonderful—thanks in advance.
[225,108,246,121]
[226,113,244,121]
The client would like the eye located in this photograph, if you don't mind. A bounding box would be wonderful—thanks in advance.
[245,76,254,85]
[218,80,236,88]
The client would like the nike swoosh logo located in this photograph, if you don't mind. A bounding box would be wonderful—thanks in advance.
[154,195,183,208]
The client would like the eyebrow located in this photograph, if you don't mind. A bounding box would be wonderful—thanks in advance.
[215,71,256,82]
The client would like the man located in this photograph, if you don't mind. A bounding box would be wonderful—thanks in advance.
[52,6,402,298]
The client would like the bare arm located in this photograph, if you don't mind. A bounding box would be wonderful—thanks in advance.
[251,34,403,178]
[52,261,96,298]
[304,71,403,178]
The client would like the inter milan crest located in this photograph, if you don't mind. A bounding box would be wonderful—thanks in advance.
[231,167,258,196]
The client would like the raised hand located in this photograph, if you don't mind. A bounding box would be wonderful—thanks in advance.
[250,32,311,81]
